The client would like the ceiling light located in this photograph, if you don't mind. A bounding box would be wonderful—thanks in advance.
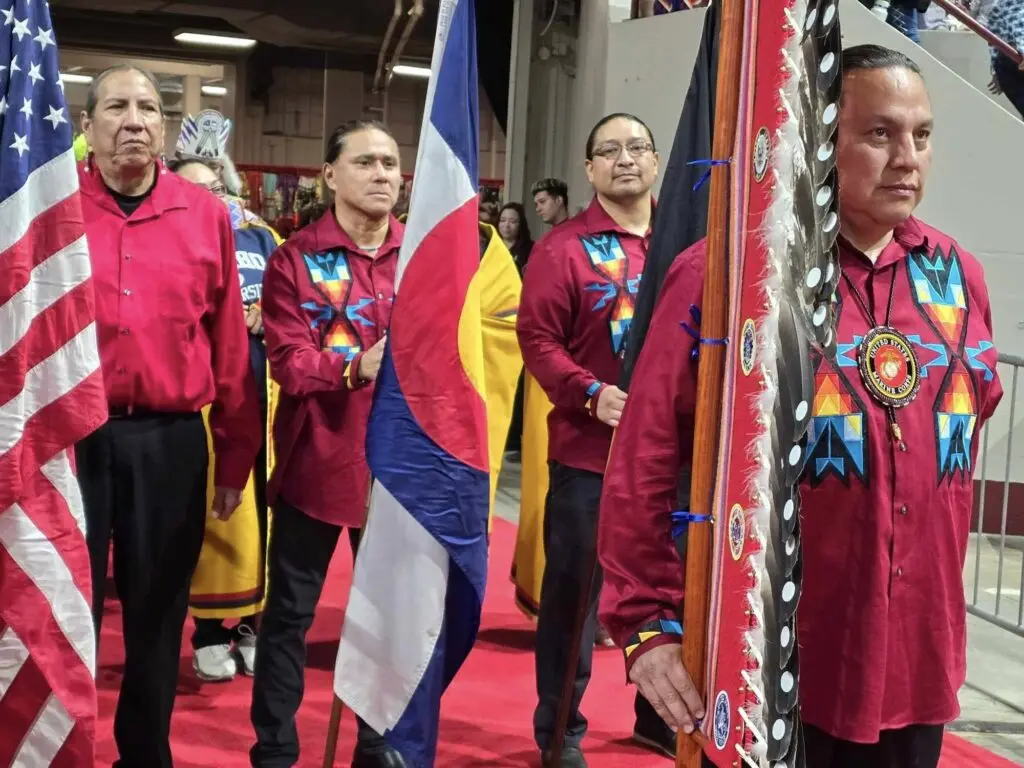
[392,64,431,79]
[59,73,94,84]
[174,31,256,49]
[201,85,228,96]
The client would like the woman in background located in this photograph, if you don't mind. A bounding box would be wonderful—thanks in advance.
[168,150,281,683]
[498,202,534,274]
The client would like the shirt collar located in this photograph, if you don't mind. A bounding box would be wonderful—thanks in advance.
[79,156,190,219]
[839,215,930,272]
[582,195,656,238]
[311,207,404,257]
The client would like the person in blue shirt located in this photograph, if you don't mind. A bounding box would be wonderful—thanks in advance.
[168,154,281,683]
[978,0,1024,118]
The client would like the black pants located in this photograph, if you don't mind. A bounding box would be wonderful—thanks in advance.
[76,412,209,768]
[803,722,943,768]
[995,53,1024,120]
[249,501,370,767]
[533,462,605,750]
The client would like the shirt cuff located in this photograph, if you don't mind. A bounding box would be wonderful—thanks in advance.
[623,617,684,679]
[345,353,371,391]
[585,381,606,418]
[213,448,254,491]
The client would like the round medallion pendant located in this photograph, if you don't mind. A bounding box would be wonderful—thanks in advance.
[728,504,745,561]
[857,326,921,408]
[740,318,756,376]
[752,127,770,182]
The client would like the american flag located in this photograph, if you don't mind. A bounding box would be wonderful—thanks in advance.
[0,0,107,765]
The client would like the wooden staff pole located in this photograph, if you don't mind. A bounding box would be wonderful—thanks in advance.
[676,0,747,765]
[322,693,345,766]
[543,537,599,768]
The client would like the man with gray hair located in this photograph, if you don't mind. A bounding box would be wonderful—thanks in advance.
[74,64,259,767]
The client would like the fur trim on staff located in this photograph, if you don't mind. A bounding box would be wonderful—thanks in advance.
[739,1,841,765]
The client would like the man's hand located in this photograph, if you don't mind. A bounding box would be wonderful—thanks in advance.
[988,75,1003,95]
[629,643,705,734]
[595,385,627,427]
[358,336,387,382]
[211,487,243,521]
[245,304,263,335]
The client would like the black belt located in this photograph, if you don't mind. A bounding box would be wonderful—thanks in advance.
[107,406,195,420]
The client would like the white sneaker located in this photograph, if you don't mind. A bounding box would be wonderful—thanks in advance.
[236,623,257,676]
[193,643,237,682]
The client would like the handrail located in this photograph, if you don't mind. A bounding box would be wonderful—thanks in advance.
[628,0,1024,67]
[927,0,1023,65]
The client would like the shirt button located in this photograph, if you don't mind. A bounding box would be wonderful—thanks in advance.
[896,567,903,577]
[377,292,384,299]
[123,288,131,297]
[899,504,908,516]
[120,328,130,335]
[124,254,132,261]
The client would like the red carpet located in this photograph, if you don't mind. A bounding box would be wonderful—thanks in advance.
[96,520,1016,767]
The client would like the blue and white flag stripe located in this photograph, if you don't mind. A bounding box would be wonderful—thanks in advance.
[334,1,485,765]
[395,0,478,288]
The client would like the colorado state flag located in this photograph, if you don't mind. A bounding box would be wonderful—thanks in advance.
[332,1,488,765]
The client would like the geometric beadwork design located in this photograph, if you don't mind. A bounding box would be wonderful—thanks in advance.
[966,340,996,382]
[906,245,979,485]
[935,357,979,482]
[806,291,869,487]
[304,250,351,307]
[580,233,639,357]
[301,250,365,362]
[906,333,949,378]
[622,617,683,660]
[907,245,968,353]
[806,349,869,487]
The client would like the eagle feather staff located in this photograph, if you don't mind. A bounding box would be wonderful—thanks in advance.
[678,1,842,767]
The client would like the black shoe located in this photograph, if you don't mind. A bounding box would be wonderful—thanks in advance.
[351,734,407,768]
[539,746,587,768]
[632,715,676,759]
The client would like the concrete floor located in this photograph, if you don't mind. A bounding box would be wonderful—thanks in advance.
[495,462,1024,764]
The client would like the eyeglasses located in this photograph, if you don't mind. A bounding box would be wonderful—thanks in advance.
[204,182,228,197]
[591,140,653,160]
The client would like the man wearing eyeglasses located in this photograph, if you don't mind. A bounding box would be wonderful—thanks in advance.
[517,113,665,767]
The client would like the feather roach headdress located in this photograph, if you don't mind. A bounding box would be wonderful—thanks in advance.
[175,109,243,196]
[699,1,841,766]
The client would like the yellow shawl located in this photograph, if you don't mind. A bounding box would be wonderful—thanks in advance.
[189,219,282,620]
[476,223,524,521]
[511,373,553,619]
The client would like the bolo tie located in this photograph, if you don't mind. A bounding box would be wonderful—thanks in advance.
[842,265,922,447]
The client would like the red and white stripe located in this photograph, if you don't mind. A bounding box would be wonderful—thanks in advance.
[0,148,107,766]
